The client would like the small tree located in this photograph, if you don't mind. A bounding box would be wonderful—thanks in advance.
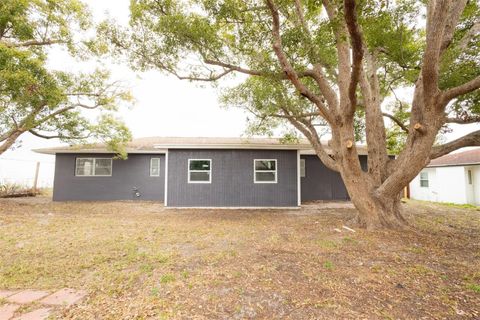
[0,0,132,156]
[105,0,479,229]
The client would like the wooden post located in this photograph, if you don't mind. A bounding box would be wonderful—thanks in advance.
[33,162,40,193]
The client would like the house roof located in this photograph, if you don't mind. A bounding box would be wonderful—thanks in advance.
[428,148,480,167]
[33,136,369,155]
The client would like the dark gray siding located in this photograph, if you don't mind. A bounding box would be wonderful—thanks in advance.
[167,149,298,207]
[301,155,367,201]
[53,153,165,201]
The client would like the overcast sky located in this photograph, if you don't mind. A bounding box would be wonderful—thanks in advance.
[0,0,478,187]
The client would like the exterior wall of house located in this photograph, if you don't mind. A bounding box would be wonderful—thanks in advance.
[474,166,480,205]
[436,166,468,204]
[410,168,438,202]
[410,166,475,204]
[53,153,165,201]
[300,155,367,201]
[166,149,298,207]
[465,166,476,205]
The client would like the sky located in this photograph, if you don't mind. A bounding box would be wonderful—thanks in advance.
[0,0,478,187]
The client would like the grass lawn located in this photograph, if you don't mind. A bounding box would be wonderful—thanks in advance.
[0,197,479,319]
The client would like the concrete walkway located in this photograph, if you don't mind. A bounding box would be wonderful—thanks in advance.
[0,289,86,320]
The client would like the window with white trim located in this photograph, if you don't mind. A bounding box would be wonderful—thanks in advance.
[254,159,277,183]
[420,171,429,187]
[150,158,160,176]
[75,158,112,176]
[188,159,211,183]
[300,159,306,178]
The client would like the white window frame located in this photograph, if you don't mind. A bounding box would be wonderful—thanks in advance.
[75,157,112,177]
[150,158,161,177]
[254,159,277,184]
[300,158,306,178]
[188,159,212,184]
[419,171,429,188]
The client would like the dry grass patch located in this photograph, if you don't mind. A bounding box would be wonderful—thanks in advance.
[0,197,479,319]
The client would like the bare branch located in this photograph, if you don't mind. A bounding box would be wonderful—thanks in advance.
[382,112,409,133]
[430,130,480,159]
[456,21,480,52]
[1,39,64,48]
[29,129,91,140]
[445,114,480,124]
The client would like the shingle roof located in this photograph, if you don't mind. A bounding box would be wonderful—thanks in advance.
[428,148,480,167]
[33,136,368,155]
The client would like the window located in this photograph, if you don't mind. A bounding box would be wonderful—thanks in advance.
[188,159,211,183]
[420,171,429,188]
[468,170,473,185]
[300,159,306,178]
[254,159,277,183]
[150,158,160,176]
[75,158,112,176]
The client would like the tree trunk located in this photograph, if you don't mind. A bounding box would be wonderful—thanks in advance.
[342,175,408,230]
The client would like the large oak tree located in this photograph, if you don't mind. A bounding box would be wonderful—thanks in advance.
[104,0,480,229]
[0,0,132,157]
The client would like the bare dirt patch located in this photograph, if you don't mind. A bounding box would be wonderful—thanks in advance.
[0,197,479,319]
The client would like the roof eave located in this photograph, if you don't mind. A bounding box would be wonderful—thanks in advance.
[33,148,168,155]
[152,143,312,150]
[427,162,480,168]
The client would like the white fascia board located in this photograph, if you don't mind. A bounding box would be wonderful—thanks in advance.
[33,149,168,155]
[153,144,310,150]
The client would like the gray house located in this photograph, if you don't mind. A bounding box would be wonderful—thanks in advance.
[35,137,367,207]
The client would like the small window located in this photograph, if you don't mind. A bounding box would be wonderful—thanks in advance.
[468,170,473,185]
[150,158,160,176]
[300,159,306,178]
[254,159,277,183]
[188,159,211,183]
[75,158,112,176]
[420,172,429,188]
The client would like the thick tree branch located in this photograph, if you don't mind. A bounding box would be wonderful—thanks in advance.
[279,107,339,171]
[430,130,480,159]
[442,75,480,103]
[440,0,468,53]
[422,0,451,102]
[265,0,332,123]
[343,0,364,116]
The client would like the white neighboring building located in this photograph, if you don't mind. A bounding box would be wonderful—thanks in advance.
[410,148,480,205]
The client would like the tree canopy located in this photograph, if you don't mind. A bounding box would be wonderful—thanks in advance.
[105,0,479,228]
[0,0,132,157]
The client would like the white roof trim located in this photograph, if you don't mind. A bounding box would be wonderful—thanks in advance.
[427,162,480,168]
[33,148,168,155]
[152,143,311,150]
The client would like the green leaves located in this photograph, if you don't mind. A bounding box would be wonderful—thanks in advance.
[0,0,132,156]
[100,0,479,150]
